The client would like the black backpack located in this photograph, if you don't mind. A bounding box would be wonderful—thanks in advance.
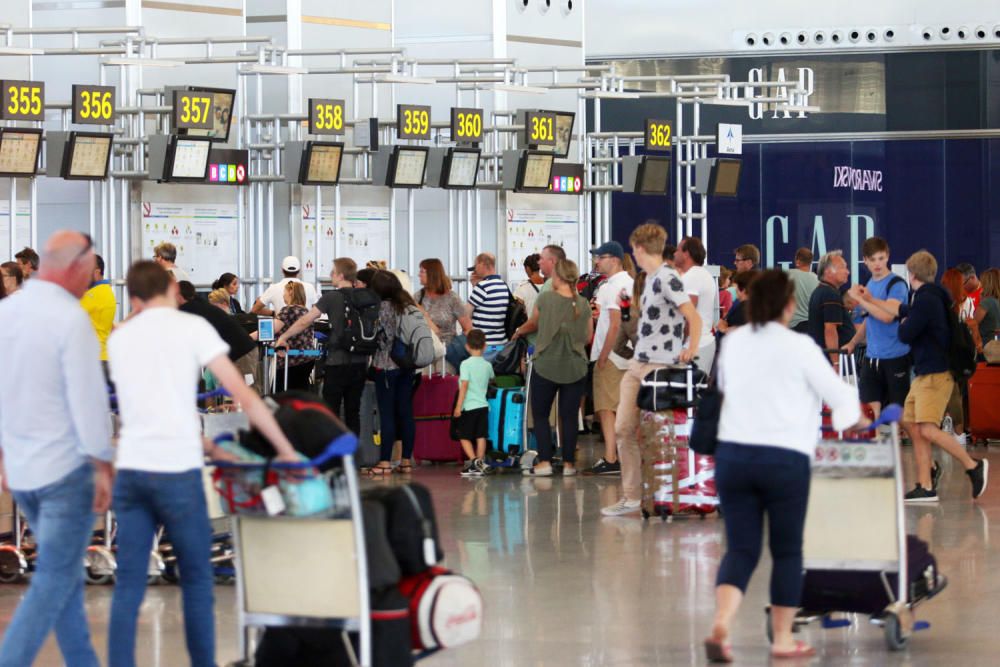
[942,298,977,381]
[338,288,381,356]
[502,287,528,340]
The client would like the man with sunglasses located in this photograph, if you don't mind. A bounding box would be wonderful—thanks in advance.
[733,244,760,272]
[0,231,115,667]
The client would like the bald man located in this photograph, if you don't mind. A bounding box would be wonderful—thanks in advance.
[0,231,115,667]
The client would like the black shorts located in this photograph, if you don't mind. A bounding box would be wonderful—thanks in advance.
[451,407,489,442]
[859,355,912,406]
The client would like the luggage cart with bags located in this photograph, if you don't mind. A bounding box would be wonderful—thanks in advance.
[766,404,948,651]
[211,431,373,666]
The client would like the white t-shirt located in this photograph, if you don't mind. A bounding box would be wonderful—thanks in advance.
[514,280,541,318]
[167,266,191,283]
[258,277,318,312]
[109,307,230,473]
[590,270,635,370]
[681,265,718,349]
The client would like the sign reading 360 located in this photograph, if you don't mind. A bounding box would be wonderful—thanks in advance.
[1,80,45,121]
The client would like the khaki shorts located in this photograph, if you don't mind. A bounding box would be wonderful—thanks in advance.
[593,362,627,413]
[903,371,954,424]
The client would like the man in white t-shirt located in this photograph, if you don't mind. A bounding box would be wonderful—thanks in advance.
[251,255,318,316]
[674,236,719,373]
[585,241,634,476]
[107,260,300,667]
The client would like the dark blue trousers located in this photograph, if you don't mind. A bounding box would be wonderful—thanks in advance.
[715,441,811,608]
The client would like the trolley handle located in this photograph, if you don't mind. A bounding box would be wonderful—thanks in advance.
[264,348,323,358]
[872,403,902,428]
[109,386,229,405]
[210,432,359,470]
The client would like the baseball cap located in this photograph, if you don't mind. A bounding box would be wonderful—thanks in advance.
[589,241,624,260]
[281,255,301,272]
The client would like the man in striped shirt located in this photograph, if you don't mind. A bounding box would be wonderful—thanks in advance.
[468,252,510,345]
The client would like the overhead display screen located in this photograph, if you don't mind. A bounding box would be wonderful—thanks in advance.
[169,138,211,181]
[712,158,742,197]
[177,87,235,142]
[639,156,671,195]
[391,147,428,187]
[0,128,42,177]
[302,142,344,185]
[520,152,554,191]
[64,132,113,180]
[445,149,480,188]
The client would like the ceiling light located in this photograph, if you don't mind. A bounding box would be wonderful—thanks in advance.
[0,46,45,55]
[492,83,550,95]
[103,57,184,67]
[241,63,309,75]
[377,74,437,85]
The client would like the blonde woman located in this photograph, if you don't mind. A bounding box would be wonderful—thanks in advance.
[513,259,593,476]
[274,282,315,391]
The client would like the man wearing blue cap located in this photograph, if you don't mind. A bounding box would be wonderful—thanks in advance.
[586,241,634,475]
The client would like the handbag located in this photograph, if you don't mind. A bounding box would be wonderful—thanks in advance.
[492,337,526,376]
[636,365,708,412]
[689,365,722,456]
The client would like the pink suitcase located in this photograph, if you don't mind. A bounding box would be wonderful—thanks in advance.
[412,366,463,463]
[638,409,718,519]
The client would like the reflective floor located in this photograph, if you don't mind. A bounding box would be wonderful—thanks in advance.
[3,438,997,666]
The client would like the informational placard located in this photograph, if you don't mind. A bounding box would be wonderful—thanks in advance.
[308,98,346,135]
[1,80,45,121]
[717,123,743,155]
[0,201,30,260]
[505,205,579,287]
[396,104,431,140]
[300,205,391,283]
[141,202,238,285]
[72,84,115,125]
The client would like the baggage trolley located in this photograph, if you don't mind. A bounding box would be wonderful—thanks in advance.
[765,404,947,651]
[263,347,323,395]
[212,436,372,666]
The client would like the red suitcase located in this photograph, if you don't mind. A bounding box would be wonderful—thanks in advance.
[412,365,463,463]
[969,362,1000,441]
[638,409,719,519]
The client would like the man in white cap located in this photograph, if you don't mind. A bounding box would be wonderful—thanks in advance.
[251,255,318,316]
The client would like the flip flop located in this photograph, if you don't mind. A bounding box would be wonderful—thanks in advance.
[368,466,392,477]
[703,638,734,663]
[395,464,413,474]
[771,640,816,659]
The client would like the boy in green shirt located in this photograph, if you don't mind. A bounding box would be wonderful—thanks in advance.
[453,329,494,477]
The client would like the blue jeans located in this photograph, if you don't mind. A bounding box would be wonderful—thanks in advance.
[0,463,98,667]
[109,469,215,667]
[374,368,416,462]
[714,441,811,608]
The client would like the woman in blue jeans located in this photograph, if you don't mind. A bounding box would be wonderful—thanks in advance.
[369,270,419,475]
[107,261,299,667]
[513,259,592,476]
[704,270,867,663]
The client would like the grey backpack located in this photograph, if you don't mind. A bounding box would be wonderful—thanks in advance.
[390,306,437,370]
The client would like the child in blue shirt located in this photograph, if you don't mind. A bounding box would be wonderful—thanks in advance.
[452,329,494,477]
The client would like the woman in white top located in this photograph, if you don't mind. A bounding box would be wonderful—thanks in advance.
[705,270,867,663]
[513,253,544,315]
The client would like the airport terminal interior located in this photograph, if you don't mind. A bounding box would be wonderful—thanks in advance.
[2,1,1000,665]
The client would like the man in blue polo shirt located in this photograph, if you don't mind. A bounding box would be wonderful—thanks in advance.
[846,237,910,419]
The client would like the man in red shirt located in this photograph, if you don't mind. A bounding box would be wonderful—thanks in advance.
[957,263,982,310]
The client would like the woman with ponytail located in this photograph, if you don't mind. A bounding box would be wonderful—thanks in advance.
[513,259,592,476]
[212,272,243,314]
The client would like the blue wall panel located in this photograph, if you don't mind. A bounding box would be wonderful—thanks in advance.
[610,138,1000,284]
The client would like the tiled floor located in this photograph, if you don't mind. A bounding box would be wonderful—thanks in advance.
[2,439,997,666]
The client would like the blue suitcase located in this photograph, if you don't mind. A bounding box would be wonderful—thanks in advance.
[486,386,525,455]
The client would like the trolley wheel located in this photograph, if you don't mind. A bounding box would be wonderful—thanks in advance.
[84,567,113,586]
[641,509,650,520]
[0,571,24,584]
[883,613,908,651]
[765,607,774,644]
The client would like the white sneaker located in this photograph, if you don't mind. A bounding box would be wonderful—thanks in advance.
[956,433,968,446]
[601,498,641,517]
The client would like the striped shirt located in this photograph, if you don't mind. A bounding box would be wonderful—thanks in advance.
[469,274,510,345]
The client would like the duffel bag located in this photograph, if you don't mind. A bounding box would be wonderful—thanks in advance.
[398,566,483,651]
[636,365,708,412]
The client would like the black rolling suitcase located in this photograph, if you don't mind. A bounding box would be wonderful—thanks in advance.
[800,535,947,615]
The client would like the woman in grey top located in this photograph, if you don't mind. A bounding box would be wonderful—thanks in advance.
[369,271,418,475]
[417,258,472,372]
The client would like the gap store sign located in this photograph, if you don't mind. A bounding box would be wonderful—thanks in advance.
[612,139,1000,283]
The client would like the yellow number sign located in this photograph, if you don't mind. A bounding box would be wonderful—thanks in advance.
[397,104,431,140]
[1,80,45,121]
[309,99,346,135]
[452,108,483,142]
[525,111,556,146]
[173,91,215,130]
[645,119,673,151]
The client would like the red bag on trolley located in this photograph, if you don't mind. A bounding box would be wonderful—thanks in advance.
[638,409,718,516]
[398,566,483,651]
